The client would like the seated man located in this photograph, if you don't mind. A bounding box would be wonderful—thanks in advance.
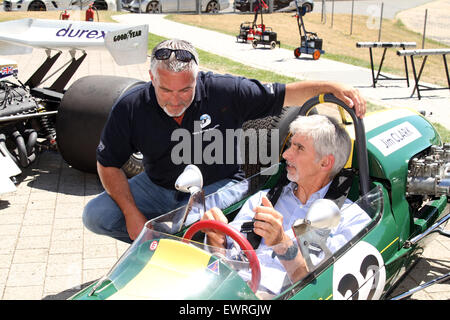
[201,114,372,295]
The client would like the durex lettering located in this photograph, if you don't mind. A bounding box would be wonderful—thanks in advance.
[86,30,98,38]
[68,29,80,37]
[55,24,105,39]
[56,24,71,37]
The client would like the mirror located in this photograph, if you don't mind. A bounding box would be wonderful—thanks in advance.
[291,199,341,236]
[149,165,205,234]
[175,164,203,194]
[291,199,341,271]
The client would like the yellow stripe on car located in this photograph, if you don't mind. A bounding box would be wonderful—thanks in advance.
[108,239,212,299]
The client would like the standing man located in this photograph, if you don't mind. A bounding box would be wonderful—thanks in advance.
[83,39,366,243]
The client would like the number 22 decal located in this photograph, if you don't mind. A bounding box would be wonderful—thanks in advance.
[333,241,386,300]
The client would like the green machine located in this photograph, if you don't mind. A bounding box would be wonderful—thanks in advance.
[71,95,449,300]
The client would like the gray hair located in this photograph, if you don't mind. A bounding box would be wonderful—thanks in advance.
[150,39,199,76]
[289,114,351,178]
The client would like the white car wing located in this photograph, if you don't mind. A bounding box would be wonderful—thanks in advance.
[0,18,148,65]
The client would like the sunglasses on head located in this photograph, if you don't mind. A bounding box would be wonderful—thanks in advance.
[154,48,198,65]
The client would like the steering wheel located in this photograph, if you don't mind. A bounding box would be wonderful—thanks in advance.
[183,220,261,293]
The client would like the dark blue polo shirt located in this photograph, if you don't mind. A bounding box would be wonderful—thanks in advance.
[97,71,286,189]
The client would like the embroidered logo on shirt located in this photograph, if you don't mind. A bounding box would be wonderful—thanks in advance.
[200,114,211,129]
[265,83,274,94]
[97,140,105,152]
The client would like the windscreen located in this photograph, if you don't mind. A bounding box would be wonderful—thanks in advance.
[86,184,382,300]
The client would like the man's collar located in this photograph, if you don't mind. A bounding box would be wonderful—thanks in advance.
[284,181,333,205]
[194,71,206,103]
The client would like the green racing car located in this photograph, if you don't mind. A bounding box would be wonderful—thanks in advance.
[70,94,449,300]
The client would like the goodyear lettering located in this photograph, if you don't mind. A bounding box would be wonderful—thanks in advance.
[113,29,142,42]
[56,24,105,39]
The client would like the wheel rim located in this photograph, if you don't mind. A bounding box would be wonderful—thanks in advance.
[294,48,301,58]
[313,50,321,60]
[207,1,219,12]
[147,1,159,13]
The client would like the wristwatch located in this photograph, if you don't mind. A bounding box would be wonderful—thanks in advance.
[273,242,299,261]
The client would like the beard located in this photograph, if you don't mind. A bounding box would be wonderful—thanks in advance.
[162,105,189,117]
[286,162,299,183]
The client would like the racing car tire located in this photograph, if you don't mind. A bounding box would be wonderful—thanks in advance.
[240,106,310,183]
[56,75,145,175]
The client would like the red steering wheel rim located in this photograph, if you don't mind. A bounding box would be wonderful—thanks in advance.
[183,220,261,293]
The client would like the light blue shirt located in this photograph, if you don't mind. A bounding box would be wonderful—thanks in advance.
[226,181,372,295]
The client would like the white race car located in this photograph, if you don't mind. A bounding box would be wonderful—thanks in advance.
[0,18,148,194]
[3,0,117,11]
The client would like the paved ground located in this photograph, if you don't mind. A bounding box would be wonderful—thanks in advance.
[0,2,449,300]
[0,50,149,300]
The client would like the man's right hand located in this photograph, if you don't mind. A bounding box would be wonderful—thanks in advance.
[97,162,147,241]
[124,211,148,241]
[201,207,228,248]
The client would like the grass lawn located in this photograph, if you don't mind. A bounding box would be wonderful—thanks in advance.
[168,12,450,87]
[0,11,448,141]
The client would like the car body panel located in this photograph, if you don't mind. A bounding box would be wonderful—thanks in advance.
[362,109,442,245]
[128,0,230,13]
[3,0,117,11]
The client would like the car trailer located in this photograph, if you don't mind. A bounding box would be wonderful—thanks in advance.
[236,21,253,43]
[356,42,416,88]
[235,0,281,49]
[293,0,323,60]
[397,48,450,100]
[252,24,281,49]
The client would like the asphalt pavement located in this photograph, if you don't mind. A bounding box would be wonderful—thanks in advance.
[0,2,449,300]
